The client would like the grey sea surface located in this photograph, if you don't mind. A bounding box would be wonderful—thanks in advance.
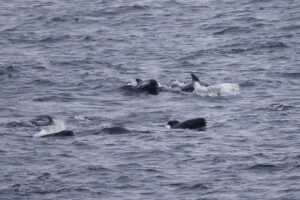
[0,0,299,199]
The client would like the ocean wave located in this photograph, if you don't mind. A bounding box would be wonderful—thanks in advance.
[33,94,75,102]
[256,103,294,112]
[247,164,281,171]
[39,35,71,43]
[88,4,150,17]
[30,79,54,86]
[213,26,254,35]
[5,121,34,128]
[0,65,20,78]
[177,183,209,191]
[86,164,115,172]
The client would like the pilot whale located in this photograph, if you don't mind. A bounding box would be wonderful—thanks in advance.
[123,78,159,95]
[135,79,159,95]
[181,74,209,92]
[40,130,74,137]
[167,118,207,129]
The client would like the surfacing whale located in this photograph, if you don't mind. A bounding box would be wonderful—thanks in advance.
[123,78,159,95]
[167,118,207,129]
[181,74,209,92]
[135,79,159,95]
[40,130,74,137]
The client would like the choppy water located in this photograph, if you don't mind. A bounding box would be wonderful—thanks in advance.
[1,0,300,199]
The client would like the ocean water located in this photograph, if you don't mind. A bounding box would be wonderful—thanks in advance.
[0,0,300,199]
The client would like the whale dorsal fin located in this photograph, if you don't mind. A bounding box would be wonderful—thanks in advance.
[191,74,200,82]
[136,79,142,84]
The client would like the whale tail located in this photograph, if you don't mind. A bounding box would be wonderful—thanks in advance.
[191,74,200,82]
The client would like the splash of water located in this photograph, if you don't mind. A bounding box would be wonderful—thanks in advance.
[128,79,138,86]
[194,82,240,97]
[74,115,86,120]
[33,119,66,137]
[164,80,240,97]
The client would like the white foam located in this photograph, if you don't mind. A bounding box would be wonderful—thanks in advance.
[170,80,186,88]
[74,115,86,120]
[33,119,66,137]
[194,82,240,97]
[159,80,186,92]
[128,79,138,86]
[128,79,240,97]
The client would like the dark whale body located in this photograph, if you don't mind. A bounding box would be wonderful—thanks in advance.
[123,78,159,95]
[181,74,209,92]
[168,118,207,129]
[41,130,74,137]
[135,79,159,95]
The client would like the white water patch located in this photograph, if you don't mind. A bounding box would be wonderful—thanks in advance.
[163,80,240,96]
[74,115,86,121]
[160,80,186,92]
[194,82,240,97]
[127,79,138,87]
[33,119,66,137]
[99,122,113,129]
[170,80,187,88]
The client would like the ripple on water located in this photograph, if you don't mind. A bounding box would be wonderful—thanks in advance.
[86,164,115,172]
[247,164,282,172]
[213,26,255,35]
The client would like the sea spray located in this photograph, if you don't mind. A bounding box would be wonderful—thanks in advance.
[33,119,66,137]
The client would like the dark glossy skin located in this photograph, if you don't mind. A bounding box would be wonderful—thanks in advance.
[181,74,209,92]
[168,118,207,129]
[136,79,159,95]
[181,82,195,92]
[122,78,159,95]
[41,130,74,137]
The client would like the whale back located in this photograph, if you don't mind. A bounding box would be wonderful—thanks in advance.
[181,82,195,92]
[136,79,159,95]
[41,130,74,137]
[176,118,206,129]
[167,120,180,128]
